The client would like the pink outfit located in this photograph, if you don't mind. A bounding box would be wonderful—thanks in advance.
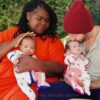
[64,54,91,95]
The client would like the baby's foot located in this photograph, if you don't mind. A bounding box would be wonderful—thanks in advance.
[38,82,50,89]
[42,82,50,87]
[74,86,84,95]
[84,89,91,96]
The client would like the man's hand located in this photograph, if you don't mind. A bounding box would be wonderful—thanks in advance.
[90,80,100,90]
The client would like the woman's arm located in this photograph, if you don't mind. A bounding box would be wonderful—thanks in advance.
[0,32,35,60]
[16,37,65,77]
[16,55,64,77]
[0,41,15,60]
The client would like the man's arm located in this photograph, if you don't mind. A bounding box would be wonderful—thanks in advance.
[90,80,100,89]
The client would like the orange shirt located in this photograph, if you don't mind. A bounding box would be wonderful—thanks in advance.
[0,27,65,100]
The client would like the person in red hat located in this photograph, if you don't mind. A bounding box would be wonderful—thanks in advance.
[63,0,100,100]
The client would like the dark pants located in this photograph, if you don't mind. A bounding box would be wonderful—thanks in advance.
[38,81,100,100]
[91,89,100,100]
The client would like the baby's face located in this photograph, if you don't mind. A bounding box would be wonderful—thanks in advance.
[20,38,35,56]
[68,41,82,55]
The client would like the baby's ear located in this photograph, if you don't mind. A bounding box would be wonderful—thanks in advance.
[64,53,66,57]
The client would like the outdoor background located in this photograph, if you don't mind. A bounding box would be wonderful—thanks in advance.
[0,0,100,38]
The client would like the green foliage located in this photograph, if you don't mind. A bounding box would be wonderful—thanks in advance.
[0,0,26,31]
[92,5,100,25]
[45,0,67,38]
[0,0,100,38]
[46,0,100,38]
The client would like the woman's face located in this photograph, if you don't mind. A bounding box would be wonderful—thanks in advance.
[68,34,85,42]
[27,6,50,35]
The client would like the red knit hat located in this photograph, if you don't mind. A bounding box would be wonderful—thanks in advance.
[63,0,94,34]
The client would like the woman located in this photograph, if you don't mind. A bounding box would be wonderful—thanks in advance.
[64,0,100,100]
[0,0,66,100]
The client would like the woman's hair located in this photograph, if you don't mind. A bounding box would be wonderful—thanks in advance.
[15,0,58,39]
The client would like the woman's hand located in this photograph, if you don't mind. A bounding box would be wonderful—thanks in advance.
[12,32,35,47]
[15,55,36,73]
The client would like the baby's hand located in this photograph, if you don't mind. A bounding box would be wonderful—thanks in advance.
[64,50,71,57]
[80,54,85,60]
[13,59,19,65]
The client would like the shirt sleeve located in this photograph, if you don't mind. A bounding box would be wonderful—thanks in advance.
[0,27,18,43]
[7,50,22,63]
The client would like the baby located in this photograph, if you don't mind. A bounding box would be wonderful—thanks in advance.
[7,36,50,100]
[64,40,91,96]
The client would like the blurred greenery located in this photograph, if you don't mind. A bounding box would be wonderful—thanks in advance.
[0,0,26,30]
[0,0,100,38]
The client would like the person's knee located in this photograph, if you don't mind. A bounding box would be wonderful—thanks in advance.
[91,89,100,100]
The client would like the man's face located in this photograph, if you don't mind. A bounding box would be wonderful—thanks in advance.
[68,34,85,42]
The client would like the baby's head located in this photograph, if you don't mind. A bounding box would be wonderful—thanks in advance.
[20,36,35,56]
[65,40,82,55]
